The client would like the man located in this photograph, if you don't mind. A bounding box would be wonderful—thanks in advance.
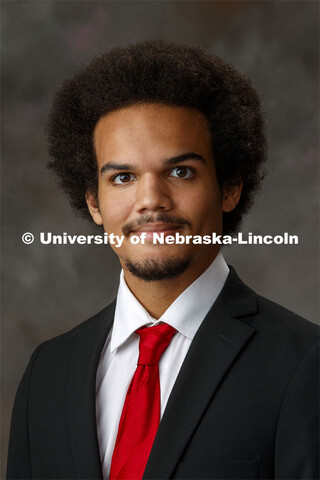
[7,40,319,480]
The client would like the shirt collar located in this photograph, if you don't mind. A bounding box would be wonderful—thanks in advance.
[111,251,229,352]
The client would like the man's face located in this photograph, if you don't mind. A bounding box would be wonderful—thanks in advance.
[87,103,240,281]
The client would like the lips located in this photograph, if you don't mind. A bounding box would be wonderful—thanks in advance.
[131,224,182,241]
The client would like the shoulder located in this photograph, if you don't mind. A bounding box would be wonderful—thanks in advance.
[224,266,319,361]
[256,294,318,339]
[254,293,318,362]
[29,299,116,363]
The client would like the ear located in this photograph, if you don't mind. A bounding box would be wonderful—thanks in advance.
[222,180,243,213]
[85,190,103,225]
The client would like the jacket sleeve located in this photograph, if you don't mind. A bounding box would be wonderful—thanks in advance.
[6,345,43,479]
[274,339,319,479]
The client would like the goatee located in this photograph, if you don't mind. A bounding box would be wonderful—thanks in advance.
[124,257,191,282]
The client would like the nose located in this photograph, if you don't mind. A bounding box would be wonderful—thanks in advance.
[134,174,173,213]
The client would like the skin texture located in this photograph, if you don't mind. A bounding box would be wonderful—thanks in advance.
[86,103,242,318]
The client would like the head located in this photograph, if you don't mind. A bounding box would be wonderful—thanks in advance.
[47,39,267,281]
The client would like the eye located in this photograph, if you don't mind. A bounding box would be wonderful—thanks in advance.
[169,166,194,178]
[112,173,136,184]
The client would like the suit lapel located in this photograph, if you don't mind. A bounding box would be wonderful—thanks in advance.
[67,301,115,479]
[143,268,257,479]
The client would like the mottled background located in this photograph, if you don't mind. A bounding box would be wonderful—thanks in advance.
[1,0,319,474]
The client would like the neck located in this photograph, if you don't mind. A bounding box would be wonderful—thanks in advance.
[122,250,220,319]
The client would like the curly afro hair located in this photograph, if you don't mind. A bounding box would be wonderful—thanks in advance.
[47,39,267,235]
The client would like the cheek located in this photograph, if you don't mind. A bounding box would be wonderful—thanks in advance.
[182,189,223,234]
[184,189,220,217]
[98,190,133,232]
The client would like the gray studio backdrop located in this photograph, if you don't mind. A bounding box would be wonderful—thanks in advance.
[2,0,319,475]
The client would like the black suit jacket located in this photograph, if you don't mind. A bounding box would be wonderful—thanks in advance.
[7,267,319,480]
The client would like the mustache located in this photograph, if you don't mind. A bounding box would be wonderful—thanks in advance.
[122,213,191,236]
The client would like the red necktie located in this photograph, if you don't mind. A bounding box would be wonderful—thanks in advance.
[109,323,177,480]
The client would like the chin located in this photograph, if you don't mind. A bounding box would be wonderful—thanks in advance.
[124,255,192,282]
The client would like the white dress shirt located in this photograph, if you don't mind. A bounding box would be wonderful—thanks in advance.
[95,252,229,478]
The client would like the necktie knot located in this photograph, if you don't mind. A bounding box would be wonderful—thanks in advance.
[136,323,176,365]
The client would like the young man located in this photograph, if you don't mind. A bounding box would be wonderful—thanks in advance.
[7,40,319,480]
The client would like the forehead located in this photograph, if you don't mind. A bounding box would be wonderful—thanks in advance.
[93,103,212,164]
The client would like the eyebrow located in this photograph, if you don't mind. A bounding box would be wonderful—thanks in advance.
[100,152,206,175]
